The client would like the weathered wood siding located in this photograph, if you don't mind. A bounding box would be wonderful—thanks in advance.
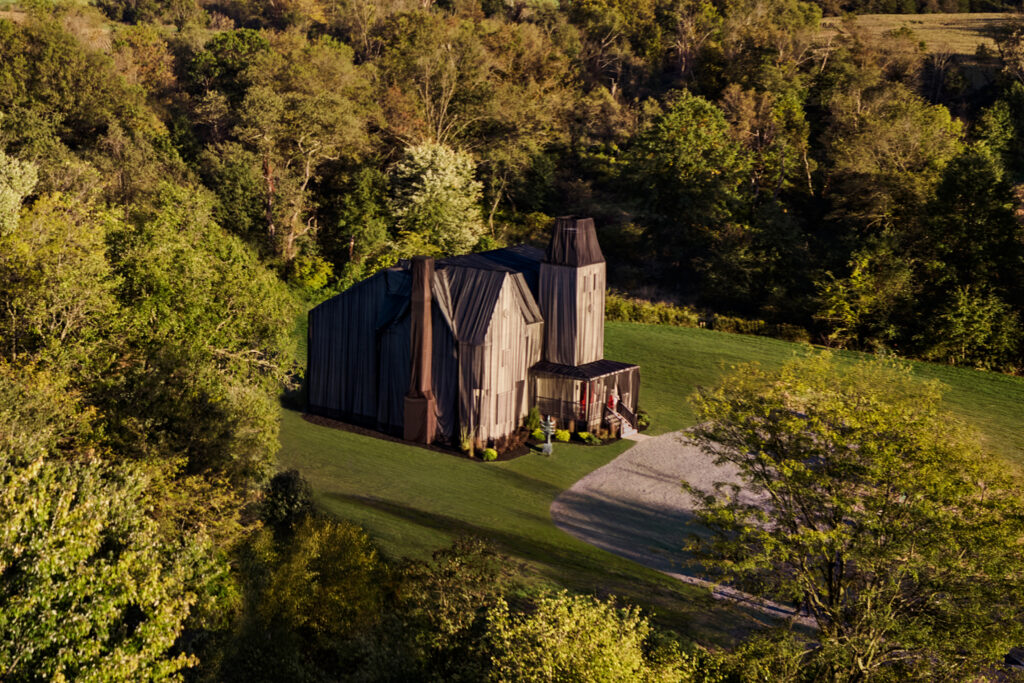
[539,261,605,366]
[460,276,541,443]
[574,262,605,365]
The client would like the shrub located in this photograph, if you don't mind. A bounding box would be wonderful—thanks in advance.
[605,291,699,327]
[605,291,811,342]
[459,426,474,457]
[554,429,570,443]
[525,405,541,431]
[262,469,314,534]
[579,432,602,446]
[636,409,651,430]
[484,591,706,681]
[482,448,498,461]
[531,427,545,441]
[710,314,810,342]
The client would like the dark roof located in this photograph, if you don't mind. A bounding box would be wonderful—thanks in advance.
[439,244,544,297]
[439,266,507,345]
[545,216,604,267]
[312,266,411,331]
[532,359,638,381]
[324,247,545,348]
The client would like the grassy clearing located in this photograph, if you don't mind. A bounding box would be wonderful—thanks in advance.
[606,321,1024,464]
[819,12,1013,56]
[277,410,764,644]
[279,320,1024,643]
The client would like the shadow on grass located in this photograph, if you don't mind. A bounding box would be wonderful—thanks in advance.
[322,489,784,643]
[323,491,615,578]
[476,464,565,500]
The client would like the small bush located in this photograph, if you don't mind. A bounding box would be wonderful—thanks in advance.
[261,469,313,535]
[482,448,498,461]
[709,314,810,342]
[554,429,570,443]
[526,405,541,431]
[579,432,602,446]
[531,427,545,441]
[460,426,474,457]
[637,409,651,430]
[606,290,810,342]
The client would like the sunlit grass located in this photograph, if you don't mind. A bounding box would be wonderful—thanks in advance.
[279,319,1024,644]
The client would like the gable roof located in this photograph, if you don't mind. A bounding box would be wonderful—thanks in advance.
[440,244,544,297]
[434,261,543,346]
[316,244,546,348]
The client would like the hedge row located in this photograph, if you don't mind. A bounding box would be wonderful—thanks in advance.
[605,291,810,343]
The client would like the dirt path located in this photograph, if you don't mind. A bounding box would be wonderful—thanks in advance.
[550,431,813,625]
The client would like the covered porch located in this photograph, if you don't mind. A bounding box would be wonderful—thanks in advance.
[530,359,640,434]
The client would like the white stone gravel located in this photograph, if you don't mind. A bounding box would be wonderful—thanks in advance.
[550,431,812,625]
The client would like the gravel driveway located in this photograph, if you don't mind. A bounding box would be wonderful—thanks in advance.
[550,431,810,624]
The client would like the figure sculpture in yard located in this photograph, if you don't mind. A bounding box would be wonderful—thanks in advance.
[541,415,555,455]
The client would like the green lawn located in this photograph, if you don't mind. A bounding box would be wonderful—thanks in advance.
[604,322,1024,465]
[278,321,1024,644]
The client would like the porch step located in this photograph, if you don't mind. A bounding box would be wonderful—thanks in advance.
[607,409,637,437]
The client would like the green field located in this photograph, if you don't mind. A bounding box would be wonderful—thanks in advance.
[278,321,1024,643]
[819,12,1013,56]
[604,322,1024,464]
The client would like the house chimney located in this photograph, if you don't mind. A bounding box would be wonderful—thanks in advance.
[545,216,604,267]
[404,256,437,443]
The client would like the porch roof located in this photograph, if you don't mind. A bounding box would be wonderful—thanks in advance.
[531,359,638,381]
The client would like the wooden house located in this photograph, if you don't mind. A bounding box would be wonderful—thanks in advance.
[306,217,640,448]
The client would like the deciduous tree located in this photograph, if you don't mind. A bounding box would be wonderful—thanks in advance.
[389,141,485,255]
[687,353,1024,680]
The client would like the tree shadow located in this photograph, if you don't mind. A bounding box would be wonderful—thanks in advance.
[321,490,793,641]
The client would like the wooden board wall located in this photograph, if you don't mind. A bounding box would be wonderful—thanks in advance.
[459,275,542,443]
[539,262,605,366]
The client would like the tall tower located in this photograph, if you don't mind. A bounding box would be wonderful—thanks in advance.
[539,216,606,366]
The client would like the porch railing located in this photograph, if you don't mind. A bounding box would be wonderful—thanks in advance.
[536,397,601,428]
[616,402,638,429]
[537,397,638,431]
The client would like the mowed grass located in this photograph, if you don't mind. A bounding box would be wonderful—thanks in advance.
[278,320,1024,643]
[277,411,763,643]
[604,322,1024,465]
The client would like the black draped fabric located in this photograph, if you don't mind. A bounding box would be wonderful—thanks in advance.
[377,315,410,434]
[532,359,638,381]
[431,298,459,442]
[306,216,638,447]
[307,267,410,431]
[440,245,544,298]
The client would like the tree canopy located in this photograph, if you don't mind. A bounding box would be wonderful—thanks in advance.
[687,353,1024,680]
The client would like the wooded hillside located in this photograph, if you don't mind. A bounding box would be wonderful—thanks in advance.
[2,0,1024,679]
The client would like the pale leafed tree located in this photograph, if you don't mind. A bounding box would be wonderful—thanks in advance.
[388,142,484,256]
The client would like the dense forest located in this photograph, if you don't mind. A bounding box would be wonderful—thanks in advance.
[2,0,1024,679]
